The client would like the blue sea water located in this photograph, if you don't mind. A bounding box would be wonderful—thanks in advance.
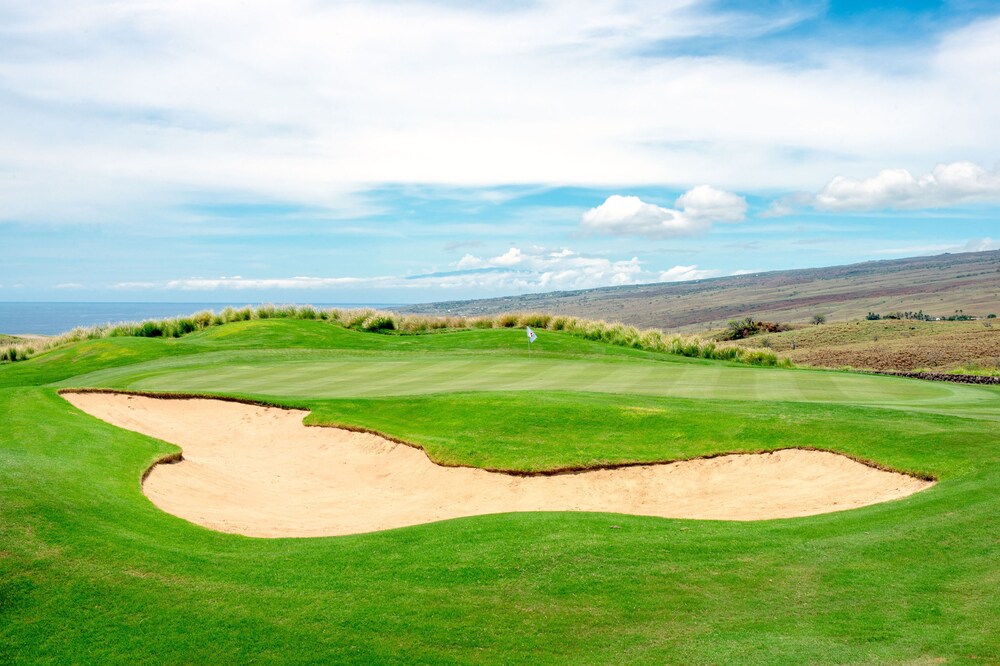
[0,302,399,335]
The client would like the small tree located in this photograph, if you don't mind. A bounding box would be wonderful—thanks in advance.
[811,314,827,325]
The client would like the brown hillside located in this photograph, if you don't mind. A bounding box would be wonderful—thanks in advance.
[405,250,1000,332]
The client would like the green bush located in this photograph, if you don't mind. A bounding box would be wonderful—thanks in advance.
[719,317,789,340]
[360,314,396,332]
[497,313,520,328]
[138,321,164,338]
[519,313,552,328]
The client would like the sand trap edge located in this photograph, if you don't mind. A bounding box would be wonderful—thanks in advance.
[58,388,938,483]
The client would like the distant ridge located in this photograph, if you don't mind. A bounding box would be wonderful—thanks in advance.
[404,250,1000,331]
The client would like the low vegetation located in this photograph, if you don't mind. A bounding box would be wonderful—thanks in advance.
[724,318,1000,373]
[0,305,788,368]
[867,310,931,321]
[717,317,790,341]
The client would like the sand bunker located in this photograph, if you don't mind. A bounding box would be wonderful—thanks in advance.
[62,392,933,537]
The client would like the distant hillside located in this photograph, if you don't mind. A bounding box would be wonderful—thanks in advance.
[405,250,1000,331]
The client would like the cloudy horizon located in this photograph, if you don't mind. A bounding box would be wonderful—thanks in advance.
[3,1,1000,303]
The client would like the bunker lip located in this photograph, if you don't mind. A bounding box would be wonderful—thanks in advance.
[58,388,938,480]
[60,390,937,538]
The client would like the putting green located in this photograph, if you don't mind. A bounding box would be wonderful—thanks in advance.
[57,350,1000,417]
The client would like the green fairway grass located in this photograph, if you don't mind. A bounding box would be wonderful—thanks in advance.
[2,318,999,663]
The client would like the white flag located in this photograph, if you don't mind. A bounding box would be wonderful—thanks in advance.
[526,326,537,343]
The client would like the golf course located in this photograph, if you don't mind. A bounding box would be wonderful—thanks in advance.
[2,316,999,663]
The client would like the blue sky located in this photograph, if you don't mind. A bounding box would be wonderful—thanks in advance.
[1,0,998,303]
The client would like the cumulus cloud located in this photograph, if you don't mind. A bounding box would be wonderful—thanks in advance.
[454,247,645,289]
[580,186,747,238]
[812,161,1000,211]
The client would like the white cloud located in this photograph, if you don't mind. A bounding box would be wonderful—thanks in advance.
[870,243,961,256]
[812,161,1000,211]
[658,265,720,282]
[962,237,1000,252]
[109,246,737,294]
[162,276,370,290]
[453,246,646,289]
[580,186,746,238]
[675,185,748,223]
[870,238,999,256]
[2,5,1000,224]
[53,282,84,290]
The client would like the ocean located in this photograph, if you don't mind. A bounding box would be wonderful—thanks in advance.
[0,302,400,336]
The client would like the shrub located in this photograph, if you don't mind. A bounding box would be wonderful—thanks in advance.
[712,345,742,361]
[548,316,570,331]
[344,309,376,329]
[741,349,780,367]
[138,321,164,338]
[176,318,197,335]
[360,314,396,332]
[497,313,520,328]
[193,311,214,328]
[519,313,552,328]
[639,329,665,351]
[811,314,827,325]
[719,317,789,341]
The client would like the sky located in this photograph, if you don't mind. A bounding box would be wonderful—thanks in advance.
[1,0,999,304]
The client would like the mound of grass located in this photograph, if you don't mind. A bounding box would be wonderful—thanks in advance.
[2,306,787,368]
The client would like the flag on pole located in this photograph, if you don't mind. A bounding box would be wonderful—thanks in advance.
[526,326,537,343]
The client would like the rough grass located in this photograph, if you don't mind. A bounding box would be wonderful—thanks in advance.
[1,305,787,368]
[724,318,1000,373]
[1,319,999,663]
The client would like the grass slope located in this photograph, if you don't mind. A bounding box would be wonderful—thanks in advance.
[2,318,999,664]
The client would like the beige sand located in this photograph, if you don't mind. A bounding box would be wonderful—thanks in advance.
[62,392,934,538]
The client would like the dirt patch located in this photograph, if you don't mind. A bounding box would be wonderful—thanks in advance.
[62,392,934,538]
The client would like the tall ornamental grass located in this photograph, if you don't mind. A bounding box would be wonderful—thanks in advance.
[0,306,788,368]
